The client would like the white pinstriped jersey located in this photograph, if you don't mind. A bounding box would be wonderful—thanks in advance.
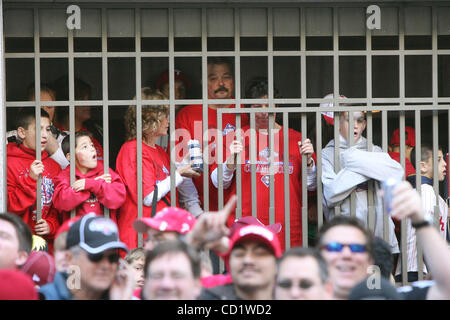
[396,184,449,275]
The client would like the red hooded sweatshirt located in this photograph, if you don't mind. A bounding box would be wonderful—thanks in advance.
[7,143,61,252]
[52,161,126,224]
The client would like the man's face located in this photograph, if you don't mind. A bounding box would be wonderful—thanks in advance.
[144,229,178,251]
[18,117,51,151]
[229,239,277,293]
[251,94,275,129]
[69,248,119,293]
[339,112,366,142]
[74,136,97,171]
[275,256,332,300]
[320,226,372,299]
[130,258,145,289]
[207,63,234,100]
[143,252,201,300]
[0,220,28,269]
[161,80,187,100]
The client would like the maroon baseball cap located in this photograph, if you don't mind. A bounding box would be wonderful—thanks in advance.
[21,251,56,287]
[225,224,282,259]
[390,126,416,147]
[0,270,38,300]
[156,69,191,90]
[133,207,196,235]
[229,216,282,237]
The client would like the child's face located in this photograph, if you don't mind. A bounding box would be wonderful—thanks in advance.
[130,257,145,289]
[423,150,447,181]
[19,117,51,151]
[75,136,97,170]
[339,111,366,143]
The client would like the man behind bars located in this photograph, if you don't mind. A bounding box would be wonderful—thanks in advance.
[175,57,250,213]
[320,93,403,256]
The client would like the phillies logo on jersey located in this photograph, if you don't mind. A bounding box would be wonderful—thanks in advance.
[41,176,55,207]
[222,124,236,136]
[162,165,170,176]
[89,219,118,236]
[259,147,279,162]
[261,175,270,188]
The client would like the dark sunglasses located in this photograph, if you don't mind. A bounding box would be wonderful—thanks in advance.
[277,279,314,290]
[87,251,120,264]
[321,242,367,253]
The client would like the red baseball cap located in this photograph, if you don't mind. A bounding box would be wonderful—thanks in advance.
[229,216,282,237]
[21,251,56,287]
[225,224,282,259]
[390,126,416,147]
[156,69,192,90]
[55,216,82,240]
[133,207,196,235]
[0,270,38,300]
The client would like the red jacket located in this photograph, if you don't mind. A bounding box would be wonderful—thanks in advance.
[52,161,126,223]
[7,143,61,251]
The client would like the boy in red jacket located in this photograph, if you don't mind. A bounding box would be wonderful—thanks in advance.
[52,131,126,223]
[7,109,61,254]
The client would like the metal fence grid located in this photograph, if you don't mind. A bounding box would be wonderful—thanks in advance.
[2,2,450,285]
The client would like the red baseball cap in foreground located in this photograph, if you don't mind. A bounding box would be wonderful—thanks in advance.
[389,126,416,147]
[225,224,282,259]
[21,251,56,287]
[133,207,196,235]
[0,269,38,300]
[229,216,282,237]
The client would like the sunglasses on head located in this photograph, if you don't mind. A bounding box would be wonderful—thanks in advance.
[321,242,367,253]
[87,251,120,264]
[277,279,314,290]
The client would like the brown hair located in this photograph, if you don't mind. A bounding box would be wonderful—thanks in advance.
[125,87,169,141]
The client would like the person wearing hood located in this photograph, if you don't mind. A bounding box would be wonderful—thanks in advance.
[7,108,61,254]
[52,131,126,223]
[320,93,403,255]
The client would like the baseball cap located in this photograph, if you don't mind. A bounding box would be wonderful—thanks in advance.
[21,251,56,287]
[349,277,402,300]
[389,126,416,147]
[320,93,348,126]
[0,270,38,300]
[225,224,282,259]
[156,69,192,90]
[66,213,128,254]
[133,207,196,235]
[55,216,81,240]
[229,216,282,237]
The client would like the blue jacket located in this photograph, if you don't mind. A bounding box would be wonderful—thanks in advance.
[39,272,72,300]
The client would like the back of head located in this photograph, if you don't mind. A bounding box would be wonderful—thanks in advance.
[349,277,402,300]
[26,82,56,101]
[0,213,33,255]
[372,237,393,279]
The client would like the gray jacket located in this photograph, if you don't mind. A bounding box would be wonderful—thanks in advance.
[321,135,403,253]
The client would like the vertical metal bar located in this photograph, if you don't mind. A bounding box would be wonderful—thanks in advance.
[301,113,308,247]
[68,12,76,219]
[201,9,209,213]
[282,112,290,249]
[134,6,143,247]
[234,7,242,219]
[102,6,109,218]
[316,111,323,231]
[432,111,440,225]
[268,113,275,226]
[33,8,42,222]
[415,110,424,281]
[217,111,223,211]
[169,8,176,206]
[250,113,257,218]
[348,110,356,218]
[0,0,6,212]
[399,6,408,285]
[382,110,389,240]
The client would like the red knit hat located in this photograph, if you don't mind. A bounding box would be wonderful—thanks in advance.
[0,270,38,300]
[21,251,56,287]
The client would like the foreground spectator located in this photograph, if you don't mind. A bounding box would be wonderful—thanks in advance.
[275,247,333,300]
[39,213,133,300]
[0,269,38,300]
[141,240,202,300]
[0,213,33,269]
[21,251,56,288]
